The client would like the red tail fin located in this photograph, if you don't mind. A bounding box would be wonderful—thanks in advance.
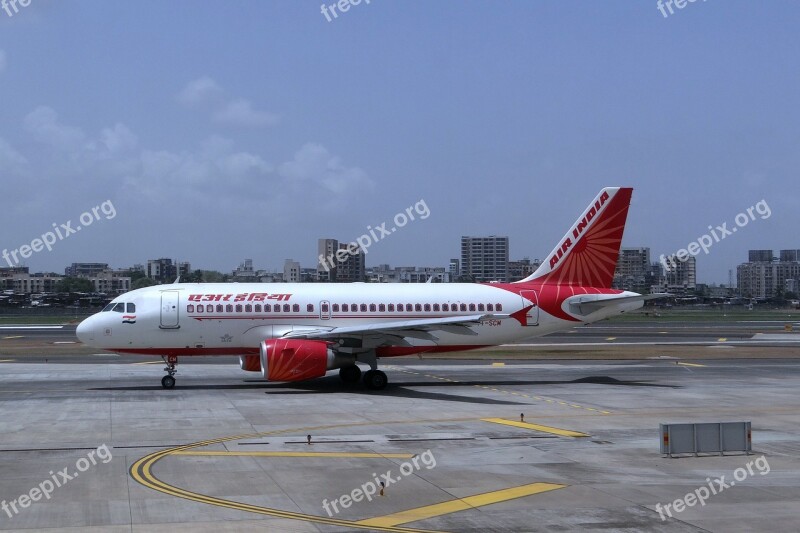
[520,187,633,288]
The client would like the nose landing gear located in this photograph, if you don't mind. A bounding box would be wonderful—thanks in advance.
[161,355,178,389]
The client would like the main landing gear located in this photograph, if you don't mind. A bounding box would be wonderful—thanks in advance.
[362,369,388,390]
[338,352,388,390]
[161,355,178,389]
[338,365,386,390]
[339,365,362,384]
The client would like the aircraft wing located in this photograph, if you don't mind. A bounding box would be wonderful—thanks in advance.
[282,314,509,343]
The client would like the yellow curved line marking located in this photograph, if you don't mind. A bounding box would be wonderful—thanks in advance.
[130,418,485,532]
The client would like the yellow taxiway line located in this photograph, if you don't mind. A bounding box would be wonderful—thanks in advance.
[676,362,706,368]
[171,451,415,459]
[481,417,590,437]
[357,482,566,528]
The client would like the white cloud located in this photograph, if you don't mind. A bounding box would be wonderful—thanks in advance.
[0,50,6,73]
[177,76,224,106]
[279,142,373,194]
[0,137,28,171]
[23,106,86,150]
[213,98,278,127]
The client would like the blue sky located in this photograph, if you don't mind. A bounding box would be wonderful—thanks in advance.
[1,1,798,283]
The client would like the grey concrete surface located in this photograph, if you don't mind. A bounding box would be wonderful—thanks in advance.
[0,354,798,532]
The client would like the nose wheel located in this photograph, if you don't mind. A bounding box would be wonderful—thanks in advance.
[161,355,178,389]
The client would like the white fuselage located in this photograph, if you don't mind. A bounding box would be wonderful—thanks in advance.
[76,282,642,357]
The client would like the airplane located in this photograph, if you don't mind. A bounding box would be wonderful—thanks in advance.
[76,187,661,390]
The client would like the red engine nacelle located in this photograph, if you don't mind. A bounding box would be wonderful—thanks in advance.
[239,355,261,372]
[259,339,334,382]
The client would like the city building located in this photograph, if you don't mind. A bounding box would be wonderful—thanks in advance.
[317,238,339,282]
[316,239,365,282]
[663,256,697,291]
[87,270,131,294]
[749,249,774,263]
[284,259,301,283]
[508,258,540,282]
[460,236,509,282]
[613,248,659,293]
[367,265,450,283]
[65,263,109,277]
[146,259,190,283]
[738,249,800,299]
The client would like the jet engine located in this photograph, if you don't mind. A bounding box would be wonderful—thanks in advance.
[259,339,354,381]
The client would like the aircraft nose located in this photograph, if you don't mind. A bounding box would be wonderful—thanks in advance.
[76,316,95,344]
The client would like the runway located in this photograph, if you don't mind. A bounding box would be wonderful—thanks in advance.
[0,324,799,531]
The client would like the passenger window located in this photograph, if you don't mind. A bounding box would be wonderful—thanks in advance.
[388,304,395,312]
[351,303,357,311]
[332,304,340,312]
[293,304,300,312]
[469,303,476,311]
[433,304,440,311]
[264,304,271,312]
[235,305,242,312]
[442,304,449,312]
[197,305,204,314]
[406,304,413,312]
[226,304,233,312]
[283,304,290,312]
[496,303,503,311]
[245,304,253,313]
[360,304,367,312]
[424,304,431,312]
[379,304,385,312]
[460,304,467,311]
[273,305,280,312]
[254,304,262,312]
[322,303,329,313]
[478,303,485,311]
[187,304,195,313]
[487,304,494,311]
[126,303,136,313]
[217,304,224,313]
[369,304,376,312]
[307,304,315,312]
[205,304,212,312]
[342,304,349,312]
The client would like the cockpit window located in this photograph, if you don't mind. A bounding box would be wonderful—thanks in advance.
[112,303,125,313]
[126,303,136,313]
[102,303,115,312]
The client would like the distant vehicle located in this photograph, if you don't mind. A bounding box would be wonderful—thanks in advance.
[78,187,664,390]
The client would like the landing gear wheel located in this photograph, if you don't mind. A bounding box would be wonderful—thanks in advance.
[363,369,388,390]
[161,354,178,389]
[339,365,362,384]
